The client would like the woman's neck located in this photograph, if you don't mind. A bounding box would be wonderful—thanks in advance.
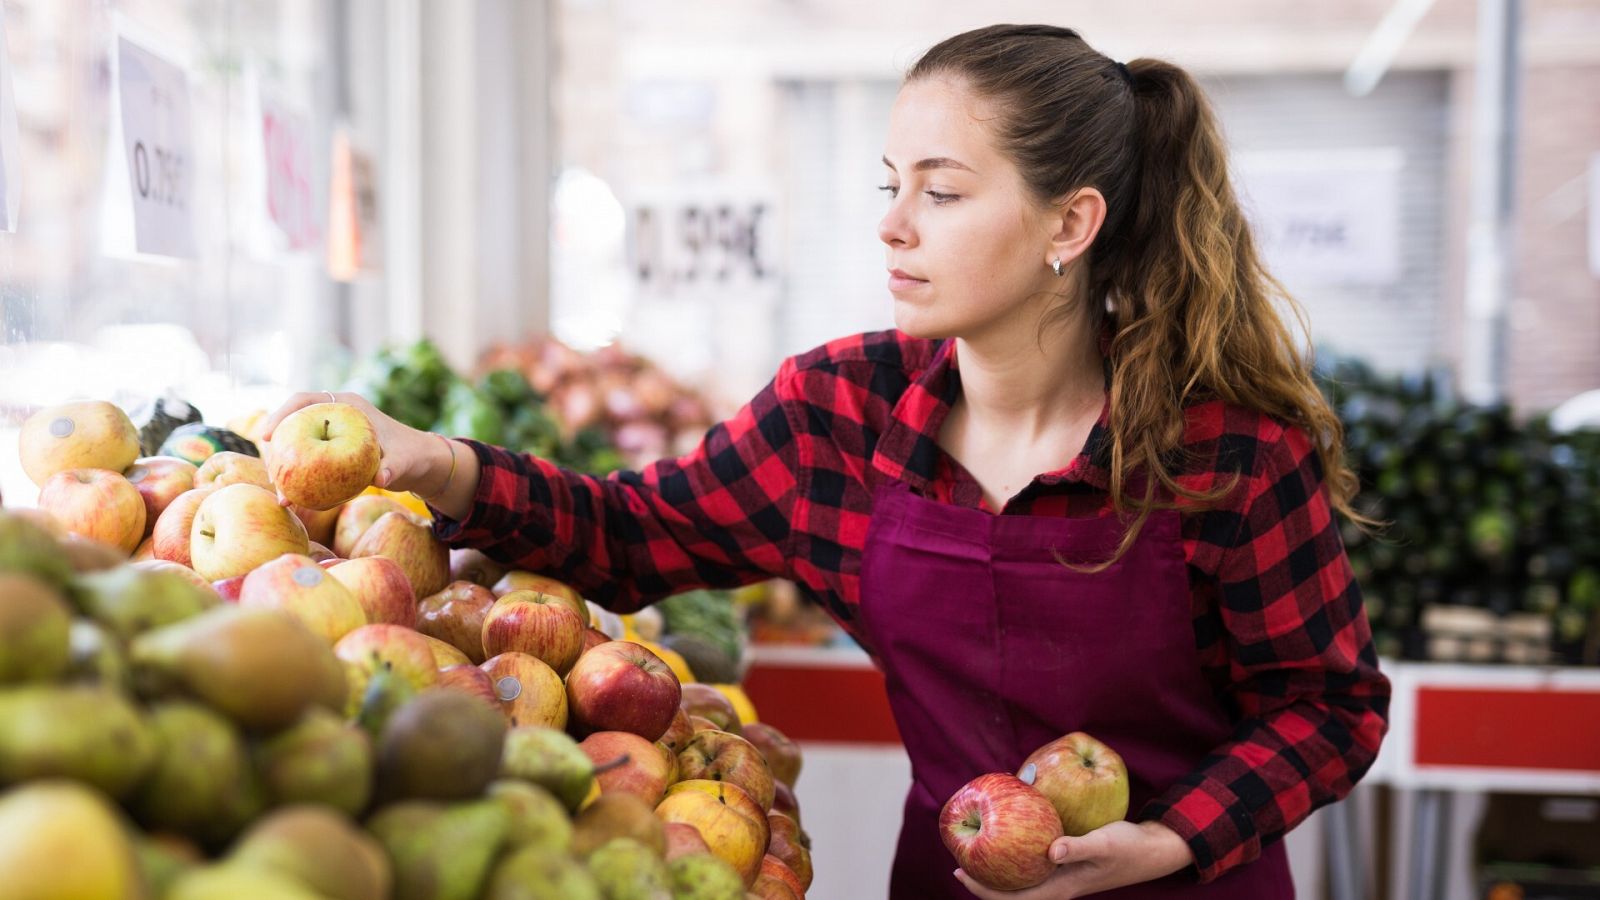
[951,310,1105,442]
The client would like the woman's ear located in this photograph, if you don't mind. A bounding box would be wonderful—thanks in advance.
[1047,187,1108,270]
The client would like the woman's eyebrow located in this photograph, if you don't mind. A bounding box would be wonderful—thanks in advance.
[881,155,977,174]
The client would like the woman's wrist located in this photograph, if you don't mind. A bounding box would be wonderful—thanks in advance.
[418,436,481,521]
[1137,820,1195,876]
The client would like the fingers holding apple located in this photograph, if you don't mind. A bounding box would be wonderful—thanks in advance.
[940,772,1063,892]
[1020,732,1130,837]
[260,392,437,496]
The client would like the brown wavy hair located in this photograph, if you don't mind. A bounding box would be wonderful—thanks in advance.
[909,24,1374,567]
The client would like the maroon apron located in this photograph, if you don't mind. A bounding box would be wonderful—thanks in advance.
[858,481,1294,899]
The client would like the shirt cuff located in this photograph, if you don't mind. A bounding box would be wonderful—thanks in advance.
[1141,776,1260,884]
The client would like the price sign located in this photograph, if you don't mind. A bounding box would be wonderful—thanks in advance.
[118,36,196,257]
[629,196,777,297]
[261,95,319,250]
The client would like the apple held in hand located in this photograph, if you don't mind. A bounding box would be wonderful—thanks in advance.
[566,641,682,742]
[189,484,310,581]
[481,591,586,676]
[37,468,146,555]
[239,554,367,644]
[267,403,382,511]
[124,457,198,538]
[940,772,1063,892]
[1020,731,1130,837]
[328,557,416,628]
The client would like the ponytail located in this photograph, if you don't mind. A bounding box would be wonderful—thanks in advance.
[910,27,1374,568]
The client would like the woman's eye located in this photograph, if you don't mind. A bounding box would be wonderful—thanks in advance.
[925,190,958,205]
[878,184,899,198]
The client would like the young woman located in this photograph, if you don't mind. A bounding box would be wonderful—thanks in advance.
[266,24,1388,899]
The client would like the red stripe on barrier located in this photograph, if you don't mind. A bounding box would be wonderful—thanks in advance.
[1414,688,1600,771]
[743,663,903,745]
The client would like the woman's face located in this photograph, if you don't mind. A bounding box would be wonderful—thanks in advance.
[878,76,1061,341]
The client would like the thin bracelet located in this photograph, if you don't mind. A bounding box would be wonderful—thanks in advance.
[423,434,458,501]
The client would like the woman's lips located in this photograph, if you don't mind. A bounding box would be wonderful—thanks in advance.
[888,270,928,291]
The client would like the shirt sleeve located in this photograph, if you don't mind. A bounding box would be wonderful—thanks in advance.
[1141,422,1391,883]
[428,361,804,613]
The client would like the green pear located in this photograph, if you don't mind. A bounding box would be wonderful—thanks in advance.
[229,806,392,900]
[129,606,346,731]
[0,511,75,588]
[354,663,421,739]
[588,837,672,900]
[367,799,510,900]
[165,863,329,900]
[488,779,573,852]
[375,689,506,803]
[131,701,261,847]
[0,684,155,798]
[500,726,594,812]
[75,566,216,641]
[133,834,202,897]
[667,854,746,900]
[254,708,374,817]
[485,846,602,900]
[64,619,130,688]
[0,573,71,683]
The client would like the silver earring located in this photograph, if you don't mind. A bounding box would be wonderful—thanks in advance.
[1051,258,1064,277]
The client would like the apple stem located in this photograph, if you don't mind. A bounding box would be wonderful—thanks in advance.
[593,754,632,775]
[321,419,331,441]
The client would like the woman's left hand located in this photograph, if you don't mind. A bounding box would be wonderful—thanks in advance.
[954,820,1194,899]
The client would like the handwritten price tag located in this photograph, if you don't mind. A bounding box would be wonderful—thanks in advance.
[118,36,196,257]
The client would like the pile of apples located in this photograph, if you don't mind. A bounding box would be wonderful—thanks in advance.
[2,398,812,899]
[940,733,1131,892]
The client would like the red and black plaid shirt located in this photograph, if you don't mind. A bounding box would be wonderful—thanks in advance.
[433,329,1390,883]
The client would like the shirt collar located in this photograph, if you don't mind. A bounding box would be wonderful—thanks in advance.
[868,337,1114,497]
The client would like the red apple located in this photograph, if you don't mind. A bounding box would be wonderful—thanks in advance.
[677,730,775,811]
[37,468,146,555]
[193,451,272,491]
[417,581,496,664]
[332,495,405,559]
[266,402,382,510]
[680,683,741,734]
[579,731,673,806]
[189,484,310,581]
[333,623,439,715]
[421,634,472,668]
[480,590,586,676]
[663,822,712,861]
[771,781,801,826]
[124,456,197,538]
[688,715,721,734]
[758,856,806,898]
[492,571,589,624]
[1019,731,1130,837]
[328,557,416,628]
[766,814,812,891]
[565,641,682,741]
[212,575,245,602]
[657,780,769,885]
[480,652,567,729]
[940,772,1062,892]
[132,536,156,561]
[349,511,449,598]
[450,548,507,588]
[292,506,342,548]
[438,663,500,709]
[151,487,214,567]
[581,627,610,654]
[240,553,367,644]
[660,707,695,754]
[741,722,801,789]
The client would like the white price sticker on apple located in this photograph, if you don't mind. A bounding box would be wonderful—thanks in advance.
[118,36,196,257]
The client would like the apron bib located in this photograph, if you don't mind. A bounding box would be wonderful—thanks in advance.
[858,481,1293,899]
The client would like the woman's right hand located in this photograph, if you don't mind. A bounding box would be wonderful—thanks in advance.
[259,390,452,501]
